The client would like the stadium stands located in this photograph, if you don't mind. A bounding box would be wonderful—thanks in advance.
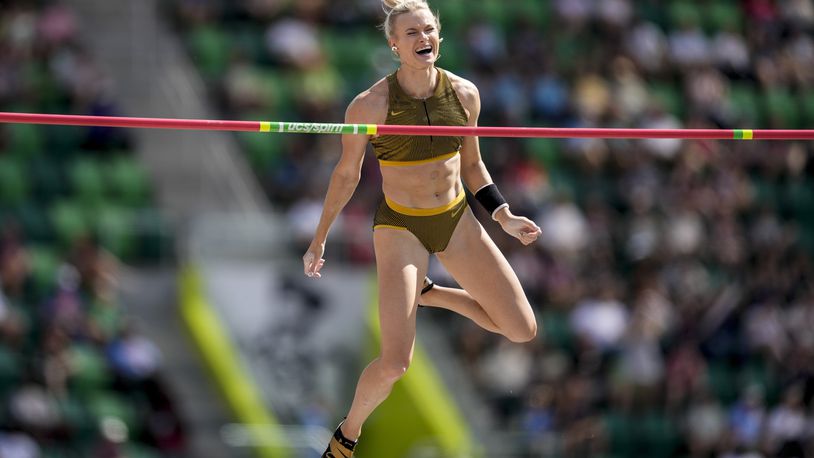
[0,3,180,457]
[165,0,814,457]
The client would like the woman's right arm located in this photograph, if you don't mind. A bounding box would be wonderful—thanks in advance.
[303,95,374,278]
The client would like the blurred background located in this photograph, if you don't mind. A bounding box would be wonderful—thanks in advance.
[0,0,813,457]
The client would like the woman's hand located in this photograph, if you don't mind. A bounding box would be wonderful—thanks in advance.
[303,241,326,278]
[495,209,542,246]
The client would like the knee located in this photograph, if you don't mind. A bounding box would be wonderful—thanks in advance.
[378,356,411,382]
[506,319,538,343]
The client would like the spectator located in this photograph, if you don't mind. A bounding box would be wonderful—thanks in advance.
[685,388,727,457]
[763,384,808,457]
[729,385,767,451]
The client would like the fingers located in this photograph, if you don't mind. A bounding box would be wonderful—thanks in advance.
[302,253,326,278]
[518,225,542,245]
[502,216,542,245]
[518,231,538,245]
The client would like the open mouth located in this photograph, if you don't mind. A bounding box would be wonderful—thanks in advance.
[416,45,433,56]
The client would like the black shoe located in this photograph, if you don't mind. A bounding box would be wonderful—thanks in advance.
[418,276,434,308]
[322,422,356,458]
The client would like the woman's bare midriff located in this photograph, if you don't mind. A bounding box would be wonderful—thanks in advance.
[379,153,462,208]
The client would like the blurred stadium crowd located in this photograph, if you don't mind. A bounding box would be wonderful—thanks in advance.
[0,2,181,457]
[0,0,813,457]
[169,0,814,457]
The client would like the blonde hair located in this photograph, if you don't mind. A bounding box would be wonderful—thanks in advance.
[380,0,440,39]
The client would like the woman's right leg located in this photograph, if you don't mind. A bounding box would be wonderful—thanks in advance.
[340,227,430,441]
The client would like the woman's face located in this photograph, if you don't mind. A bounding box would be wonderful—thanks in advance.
[390,8,440,68]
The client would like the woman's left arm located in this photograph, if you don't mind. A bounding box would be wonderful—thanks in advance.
[456,80,542,246]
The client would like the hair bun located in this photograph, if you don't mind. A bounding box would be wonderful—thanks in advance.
[381,0,400,12]
[382,0,427,13]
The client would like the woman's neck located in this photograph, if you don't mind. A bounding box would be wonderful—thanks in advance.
[396,65,438,100]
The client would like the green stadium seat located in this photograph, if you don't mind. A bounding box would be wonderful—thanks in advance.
[28,244,61,298]
[640,412,679,457]
[123,444,162,458]
[49,199,89,247]
[88,299,124,341]
[29,155,68,203]
[800,227,814,256]
[650,82,684,118]
[509,0,551,29]
[187,25,232,82]
[20,62,62,112]
[751,176,780,208]
[298,66,344,111]
[107,157,150,208]
[764,88,800,128]
[135,208,172,262]
[70,158,106,206]
[68,345,112,394]
[707,361,738,405]
[56,394,96,442]
[86,391,138,434]
[705,1,743,34]
[42,447,82,458]
[435,0,468,35]
[603,412,635,456]
[228,24,269,65]
[669,1,703,29]
[257,70,296,117]
[14,203,52,243]
[636,2,669,28]
[541,310,573,350]
[0,157,29,205]
[322,31,381,82]
[95,205,135,259]
[436,35,466,71]
[553,36,587,74]
[728,83,762,126]
[239,130,284,171]
[5,123,45,158]
[548,167,579,201]
[43,125,86,157]
[527,138,561,170]
[471,0,511,33]
[800,90,814,125]
[785,180,814,224]
[739,358,780,405]
[0,344,23,397]
[476,0,552,33]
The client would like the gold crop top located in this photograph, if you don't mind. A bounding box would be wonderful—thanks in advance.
[371,68,469,166]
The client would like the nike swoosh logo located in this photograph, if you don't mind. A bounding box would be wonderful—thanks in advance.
[450,206,462,218]
[390,110,406,116]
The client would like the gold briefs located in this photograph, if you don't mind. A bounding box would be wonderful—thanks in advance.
[373,190,467,253]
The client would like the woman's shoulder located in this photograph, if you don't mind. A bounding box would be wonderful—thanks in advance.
[346,77,389,122]
[442,69,479,105]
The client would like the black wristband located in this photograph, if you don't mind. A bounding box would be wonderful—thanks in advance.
[474,183,508,219]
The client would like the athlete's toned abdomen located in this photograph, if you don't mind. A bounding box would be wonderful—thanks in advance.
[380,153,462,208]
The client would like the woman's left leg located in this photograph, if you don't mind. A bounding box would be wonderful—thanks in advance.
[419,284,501,333]
[435,209,538,343]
